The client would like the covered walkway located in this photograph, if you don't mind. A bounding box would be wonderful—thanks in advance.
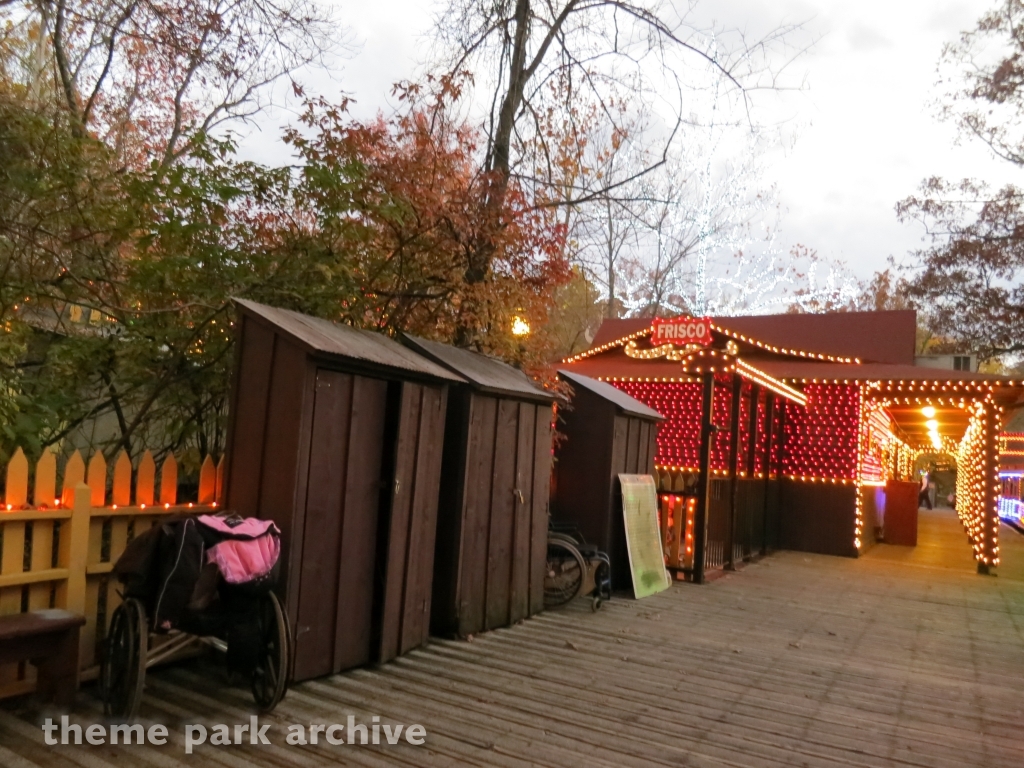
[3,509,1024,767]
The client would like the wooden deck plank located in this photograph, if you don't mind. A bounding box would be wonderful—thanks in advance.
[409,635,1005,767]
[301,665,746,768]
[2,507,1023,767]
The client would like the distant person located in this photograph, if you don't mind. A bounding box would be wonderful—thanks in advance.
[927,464,938,508]
[918,471,933,510]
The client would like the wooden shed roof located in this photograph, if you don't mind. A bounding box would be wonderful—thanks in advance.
[234,299,464,383]
[558,370,664,421]
[401,334,555,404]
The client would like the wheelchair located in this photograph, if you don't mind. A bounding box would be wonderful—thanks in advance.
[544,525,612,611]
[100,515,291,719]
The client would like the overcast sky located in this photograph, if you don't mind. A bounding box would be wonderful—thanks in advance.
[238,0,1012,283]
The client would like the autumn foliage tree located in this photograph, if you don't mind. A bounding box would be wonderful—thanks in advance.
[1,0,339,464]
[0,91,325,463]
[431,0,802,343]
[0,72,571,467]
[285,80,570,367]
[899,1,1024,361]
[4,0,334,169]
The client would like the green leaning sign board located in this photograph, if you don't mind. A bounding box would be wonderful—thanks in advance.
[619,474,671,598]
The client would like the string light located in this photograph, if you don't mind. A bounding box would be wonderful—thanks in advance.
[562,328,651,363]
[735,359,807,406]
[999,433,1024,456]
[614,379,850,480]
[612,378,910,488]
[562,319,861,365]
[658,495,698,570]
[999,471,1023,522]
[622,339,701,360]
[955,400,1000,567]
[780,384,859,482]
[854,386,866,550]
[615,379,713,470]
[707,324,860,364]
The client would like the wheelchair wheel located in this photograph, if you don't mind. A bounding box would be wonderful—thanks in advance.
[544,537,586,608]
[101,597,147,720]
[251,591,290,712]
[547,531,580,546]
[593,555,612,601]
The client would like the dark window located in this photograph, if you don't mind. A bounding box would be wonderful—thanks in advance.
[954,356,971,371]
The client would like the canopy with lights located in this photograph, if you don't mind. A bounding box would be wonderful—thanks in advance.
[559,311,1024,578]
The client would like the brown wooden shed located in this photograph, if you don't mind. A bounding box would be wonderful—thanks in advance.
[223,300,463,682]
[400,335,556,638]
[551,370,664,591]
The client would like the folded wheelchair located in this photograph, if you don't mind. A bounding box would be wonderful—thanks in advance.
[101,514,291,719]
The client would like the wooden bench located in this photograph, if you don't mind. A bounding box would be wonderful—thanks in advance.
[0,610,86,707]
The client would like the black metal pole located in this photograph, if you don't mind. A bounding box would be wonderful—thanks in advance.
[775,400,788,550]
[746,386,760,476]
[725,373,742,571]
[745,384,760,560]
[693,372,715,584]
[760,394,775,556]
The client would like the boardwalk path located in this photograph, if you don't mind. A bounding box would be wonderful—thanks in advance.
[3,507,1024,767]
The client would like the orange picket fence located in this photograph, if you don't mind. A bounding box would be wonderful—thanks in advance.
[0,447,223,699]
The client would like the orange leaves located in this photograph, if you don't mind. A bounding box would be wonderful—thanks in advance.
[20,0,334,170]
[285,86,571,366]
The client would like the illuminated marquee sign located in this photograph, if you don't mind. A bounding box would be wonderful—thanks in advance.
[650,317,713,346]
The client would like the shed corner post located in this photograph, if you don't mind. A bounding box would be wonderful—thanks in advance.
[693,372,716,584]
[725,373,743,571]
[60,483,91,669]
[64,483,91,617]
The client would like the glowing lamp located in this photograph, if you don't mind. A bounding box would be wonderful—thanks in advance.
[511,316,531,337]
[922,406,936,418]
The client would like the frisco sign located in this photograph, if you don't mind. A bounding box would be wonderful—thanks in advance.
[650,316,713,346]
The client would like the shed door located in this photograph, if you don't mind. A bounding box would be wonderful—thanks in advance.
[293,369,387,681]
[378,381,447,662]
[453,397,553,634]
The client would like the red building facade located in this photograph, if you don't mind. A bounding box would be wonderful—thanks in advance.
[559,311,1023,578]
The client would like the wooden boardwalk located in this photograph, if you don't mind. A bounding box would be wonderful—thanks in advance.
[3,506,1024,767]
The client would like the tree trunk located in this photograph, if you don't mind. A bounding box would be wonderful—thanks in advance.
[457,0,532,344]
